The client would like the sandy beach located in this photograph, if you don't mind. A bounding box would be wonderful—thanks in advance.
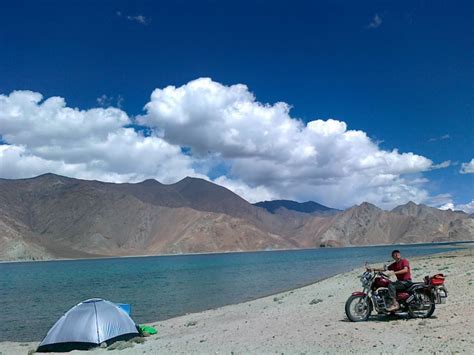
[1,247,473,354]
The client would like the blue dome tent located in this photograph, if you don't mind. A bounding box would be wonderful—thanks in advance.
[37,298,139,352]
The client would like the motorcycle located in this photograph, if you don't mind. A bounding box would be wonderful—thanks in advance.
[345,267,448,322]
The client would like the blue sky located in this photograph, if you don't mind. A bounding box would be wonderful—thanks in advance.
[0,0,472,209]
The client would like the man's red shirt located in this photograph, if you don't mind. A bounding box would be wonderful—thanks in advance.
[388,258,412,281]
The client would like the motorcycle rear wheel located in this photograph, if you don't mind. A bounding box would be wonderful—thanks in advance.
[408,291,435,318]
[345,295,372,322]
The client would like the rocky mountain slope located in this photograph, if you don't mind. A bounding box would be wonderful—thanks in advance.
[0,174,292,260]
[0,174,472,261]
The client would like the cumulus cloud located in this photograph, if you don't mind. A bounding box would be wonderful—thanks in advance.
[367,14,382,29]
[0,79,458,209]
[0,91,198,183]
[460,159,474,174]
[139,78,442,208]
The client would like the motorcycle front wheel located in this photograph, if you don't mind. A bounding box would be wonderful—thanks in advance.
[408,291,435,318]
[345,295,372,322]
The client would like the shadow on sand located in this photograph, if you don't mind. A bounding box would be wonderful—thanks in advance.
[340,314,438,323]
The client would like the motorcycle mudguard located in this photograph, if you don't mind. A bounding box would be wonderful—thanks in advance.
[351,291,367,296]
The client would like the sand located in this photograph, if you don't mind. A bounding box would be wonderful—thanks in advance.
[1,247,473,354]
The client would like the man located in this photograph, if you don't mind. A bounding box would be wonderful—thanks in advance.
[367,249,412,312]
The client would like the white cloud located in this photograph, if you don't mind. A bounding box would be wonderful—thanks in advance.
[429,134,450,142]
[439,202,454,210]
[213,176,278,203]
[0,80,460,209]
[97,94,124,108]
[116,11,149,25]
[431,160,451,169]
[139,78,443,208]
[367,14,382,29]
[425,193,453,207]
[117,95,124,108]
[439,200,474,214]
[97,94,109,107]
[458,200,474,213]
[127,15,148,25]
[0,91,199,183]
[460,159,474,174]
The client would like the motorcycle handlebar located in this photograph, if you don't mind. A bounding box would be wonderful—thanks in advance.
[366,269,390,278]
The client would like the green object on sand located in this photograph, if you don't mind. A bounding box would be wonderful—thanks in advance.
[139,325,157,335]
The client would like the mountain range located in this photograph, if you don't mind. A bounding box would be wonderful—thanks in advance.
[0,173,472,261]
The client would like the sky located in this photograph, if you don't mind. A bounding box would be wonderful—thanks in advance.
[0,0,473,211]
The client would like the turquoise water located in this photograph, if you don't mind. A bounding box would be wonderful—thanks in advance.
[0,243,462,341]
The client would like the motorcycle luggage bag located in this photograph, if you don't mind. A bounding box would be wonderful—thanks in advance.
[430,273,445,286]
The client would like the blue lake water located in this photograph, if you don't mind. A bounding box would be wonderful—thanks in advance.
[0,243,463,341]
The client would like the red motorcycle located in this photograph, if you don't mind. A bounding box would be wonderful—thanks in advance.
[345,269,447,322]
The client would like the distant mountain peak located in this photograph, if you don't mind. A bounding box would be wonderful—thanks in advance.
[22,173,72,185]
[177,176,195,182]
[29,172,68,181]
[138,178,162,186]
[358,201,379,209]
[173,176,210,186]
[253,199,338,215]
[348,202,382,215]
[181,176,204,181]
[38,172,61,178]
[392,201,430,214]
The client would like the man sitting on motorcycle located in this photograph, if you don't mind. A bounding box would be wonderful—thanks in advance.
[367,249,412,312]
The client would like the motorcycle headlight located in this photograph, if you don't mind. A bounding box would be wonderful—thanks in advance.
[360,272,371,286]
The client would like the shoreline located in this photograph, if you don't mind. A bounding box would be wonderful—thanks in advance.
[1,247,473,354]
[1,240,472,265]
[143,246,472,329]
[137,248,474,354]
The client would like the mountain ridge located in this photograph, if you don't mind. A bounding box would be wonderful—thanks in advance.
[0,174,472,261]
[253,199,340,216]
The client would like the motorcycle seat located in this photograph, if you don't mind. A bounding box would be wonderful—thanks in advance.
[406,282,426,292]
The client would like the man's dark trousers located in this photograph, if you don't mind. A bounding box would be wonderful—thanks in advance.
[388,280,412,300]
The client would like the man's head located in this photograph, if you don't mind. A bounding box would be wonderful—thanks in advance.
[391,250,401,261]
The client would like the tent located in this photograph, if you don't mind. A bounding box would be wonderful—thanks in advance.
[37,298,139,352]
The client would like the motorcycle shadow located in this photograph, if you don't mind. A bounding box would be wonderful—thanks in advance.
[340,314,438,323]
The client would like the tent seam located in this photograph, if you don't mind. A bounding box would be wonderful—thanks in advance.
[93,301,100,344]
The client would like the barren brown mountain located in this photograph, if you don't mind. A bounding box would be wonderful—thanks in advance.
[0,174,472,261]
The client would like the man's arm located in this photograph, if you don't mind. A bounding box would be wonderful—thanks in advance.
[392,259,410,276]
[392,266,409,276]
